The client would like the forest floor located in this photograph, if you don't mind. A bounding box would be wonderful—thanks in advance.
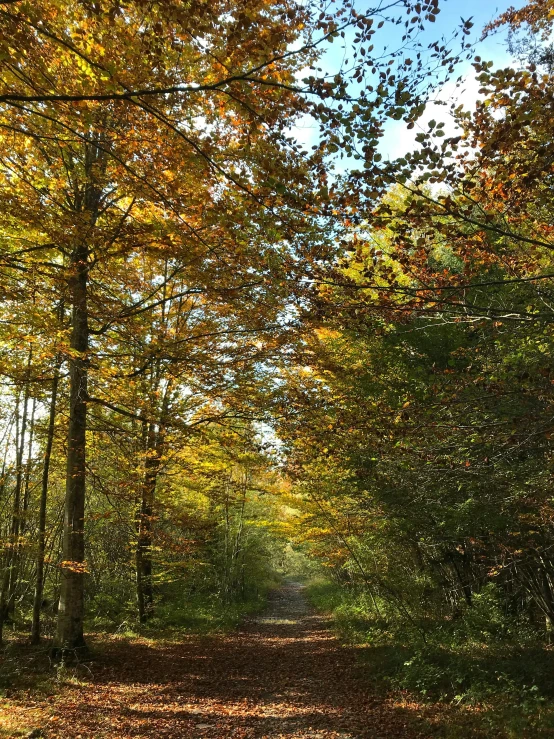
[1,582,492,738]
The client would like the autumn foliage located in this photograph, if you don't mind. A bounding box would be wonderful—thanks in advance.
[1,0,554,735]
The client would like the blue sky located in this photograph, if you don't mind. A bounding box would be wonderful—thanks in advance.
[292,0,525,159]
[379,0,522,157]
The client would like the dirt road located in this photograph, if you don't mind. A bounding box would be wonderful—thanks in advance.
[3,582,425,738]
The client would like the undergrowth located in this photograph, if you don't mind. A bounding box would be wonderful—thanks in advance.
[89,586,272,638]
[307,578,554,738]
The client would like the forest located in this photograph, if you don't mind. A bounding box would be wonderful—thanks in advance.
[1,0,554,737]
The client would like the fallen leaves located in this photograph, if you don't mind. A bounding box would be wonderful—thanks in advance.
[2,584,424,738]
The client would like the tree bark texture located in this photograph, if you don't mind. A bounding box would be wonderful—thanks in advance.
[54,241,88,652]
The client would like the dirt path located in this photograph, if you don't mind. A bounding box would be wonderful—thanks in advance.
[4,582,427,738]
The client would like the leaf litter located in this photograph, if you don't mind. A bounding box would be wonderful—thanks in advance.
[2,583,428,738]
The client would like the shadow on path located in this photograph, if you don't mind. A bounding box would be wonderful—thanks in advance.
[5,582,432,738]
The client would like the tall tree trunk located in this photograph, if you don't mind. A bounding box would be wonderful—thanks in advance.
[21,398,37,533]
[0,398,19,644]
[0,446,7,502]
[8,394,36,619]
[53,136,104,655]
[223,478,231,602]
[0,418,14,644]
[54,241,89,653]
[0,351,32,642]
[9,356,31,607]
[135,377,172,623]
[136,423,159,624]
[31,356,61,644]
[231,474,248,599]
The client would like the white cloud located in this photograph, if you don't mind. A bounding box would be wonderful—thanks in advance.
[379,37,514,161]
[380,66,495,160]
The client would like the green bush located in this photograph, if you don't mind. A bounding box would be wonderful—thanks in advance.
[306,577,554,736]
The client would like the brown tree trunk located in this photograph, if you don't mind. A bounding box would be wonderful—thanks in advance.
[8,395,36,620]
[53,137,104,655]
[0,351,32,642]
[135,374,173,623]
[136,423,158,624]
[21,398,37,535]
[0,419,14,644]
[54,241,89,653]
[0,397,19,645]
[31,355,61,644]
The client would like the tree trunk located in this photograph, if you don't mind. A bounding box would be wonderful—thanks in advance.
[54,241,89,654]
[21,398,37,535]
[31,357,61,644]
[9,356,32,609]
[53,136,104,655]
[136,423,158,624]
[0,359,31,643]
[135,376,172,623]
[0,398,19,644]
[0,419,14,644]
[7,395,36,620]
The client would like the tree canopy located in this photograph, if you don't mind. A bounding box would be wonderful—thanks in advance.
[2,0,554,734]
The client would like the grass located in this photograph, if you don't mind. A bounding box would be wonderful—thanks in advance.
[140,588,269,635]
